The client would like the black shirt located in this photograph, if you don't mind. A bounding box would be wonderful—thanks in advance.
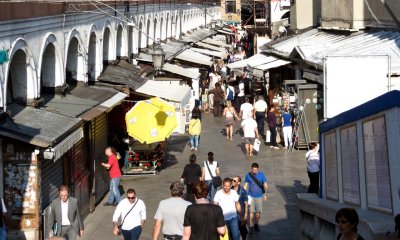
[181,163,202,185]
[183,204,225,240]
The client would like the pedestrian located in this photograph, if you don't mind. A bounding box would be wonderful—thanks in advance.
[239,97,254,121]
[241,112,259,157]
[236,78,245,112]
[101,146,122,206]
[281,107,293,149]
[253,95,268,139]
[232,176,249,240]
[152,181,192,240]
[0,197,7,240]
[182,182,226,240]
[223,100,240,141]
[213,178,241,240]
[209,82,226,117]
[335,208,365,240]
[48,185,84,240]
[181,154,202,203]
[202,151,220,201]
[191,104,202,121]
[306,142,320,194]
[188,113,201,151]
[113,188,146,240]
[267,106,279,149]
[244,163,268,235]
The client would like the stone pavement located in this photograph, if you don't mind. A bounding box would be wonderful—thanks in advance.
[80,112,310,240]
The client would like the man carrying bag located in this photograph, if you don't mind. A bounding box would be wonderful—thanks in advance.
[243,163,268,235]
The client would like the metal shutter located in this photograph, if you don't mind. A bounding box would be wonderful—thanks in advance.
[40,157,63,209]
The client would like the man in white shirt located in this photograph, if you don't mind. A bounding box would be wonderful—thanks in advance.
[48,185,84,240]
[152,181,191,240]
[241,112,259,157]
[240,97,254,120]
[113,189,146,240]
[214,178,241,240]
[253,95,268,138]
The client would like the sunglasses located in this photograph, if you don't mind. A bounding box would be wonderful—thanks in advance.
[127,197,136,200]
[232,179,238,182]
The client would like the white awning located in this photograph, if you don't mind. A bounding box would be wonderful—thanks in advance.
[52,128,84,161]
[202,38,229,48]
[190,47,227,59]
[247,56,279,68]
[100,92,128,110]
[254,59,291,71]
[217,29,236,35]
[175,49,213,66]
[162,63,201,79]
[135,80,192,102]
[227,53,272,69]
[195,42,226,52]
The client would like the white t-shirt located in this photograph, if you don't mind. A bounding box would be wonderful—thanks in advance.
[241,118,258,138]
[154,197,191,235]
[240,103,254,120]
[203,161,219,181]
[254,100,268,112]
[213,190,239,220]
[113,198,146,230]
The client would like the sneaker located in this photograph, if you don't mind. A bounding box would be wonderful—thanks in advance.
[190,147,194,151]
[273,146,280,150]
[254,223,260,232]
[103,202,113,206]
[269,146,274,148]
[194,148,198,151]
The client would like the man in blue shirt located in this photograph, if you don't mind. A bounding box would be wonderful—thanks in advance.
[232,176,248,239]
[243,163,268,235]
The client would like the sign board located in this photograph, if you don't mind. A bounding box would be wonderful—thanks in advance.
[324,55,390,119]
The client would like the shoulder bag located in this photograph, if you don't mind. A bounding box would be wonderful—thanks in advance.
[118,199,139,235]
[248,172,266,194]
[205,161,222,188]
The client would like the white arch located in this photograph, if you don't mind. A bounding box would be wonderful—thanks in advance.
[166,13,171,39]
[3,38,38,110]
[65,29,86,83]
[38,32,64,91]
[102,21,115,62]
[86,24,101,82]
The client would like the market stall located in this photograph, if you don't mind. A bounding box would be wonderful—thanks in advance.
[123,97,177,176]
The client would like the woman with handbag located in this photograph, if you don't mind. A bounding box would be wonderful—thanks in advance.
[202,152,221,201]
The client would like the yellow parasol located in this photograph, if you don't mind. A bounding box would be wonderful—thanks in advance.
[125,97,178,144]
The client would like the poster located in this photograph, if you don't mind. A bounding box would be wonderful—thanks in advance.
[324,132,338,200]
[363,117,392,212]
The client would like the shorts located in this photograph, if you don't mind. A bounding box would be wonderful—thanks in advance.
[244,137,255,145]
[249,197,263,213]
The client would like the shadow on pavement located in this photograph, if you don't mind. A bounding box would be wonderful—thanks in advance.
[168,135,189,153]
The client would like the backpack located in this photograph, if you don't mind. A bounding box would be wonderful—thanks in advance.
[227,88,234,101]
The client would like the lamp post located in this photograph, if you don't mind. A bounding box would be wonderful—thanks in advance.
[152,42,166,77]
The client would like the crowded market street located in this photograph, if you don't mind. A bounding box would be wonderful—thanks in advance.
[80,112,309,240]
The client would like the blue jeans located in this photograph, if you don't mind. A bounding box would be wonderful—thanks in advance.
[205,180,217,202]
[122,225,142,240]
[107,177,122,204]
[190,135,200,148]
[226,217,240,240]
[0,227,6,240]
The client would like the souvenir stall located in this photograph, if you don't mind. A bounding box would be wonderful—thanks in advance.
[123,97,178,176]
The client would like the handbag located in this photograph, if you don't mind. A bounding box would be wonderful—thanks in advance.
[219,226,230,240]
[253,139,261,152]
[118,199,138,235]
[205,161,222,188]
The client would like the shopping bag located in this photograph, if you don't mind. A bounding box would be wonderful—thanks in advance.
[253,139,261,152]
[265,130,271,143]
[220,226,230,240]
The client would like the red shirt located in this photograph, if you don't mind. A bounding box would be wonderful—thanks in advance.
[108,154,122,178]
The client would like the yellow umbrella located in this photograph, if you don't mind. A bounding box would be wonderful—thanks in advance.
[125,97,178,144]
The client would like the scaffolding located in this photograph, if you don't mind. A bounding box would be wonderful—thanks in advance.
[241,0,268,28]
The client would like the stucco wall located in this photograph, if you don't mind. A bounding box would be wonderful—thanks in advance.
[291,0,321,30]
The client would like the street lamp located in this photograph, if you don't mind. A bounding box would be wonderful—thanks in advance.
[152,43,166,70]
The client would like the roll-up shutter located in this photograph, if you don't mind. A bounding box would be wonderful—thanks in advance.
[71,137,90,216]
[41,157,63,209]
[92,113,110,204]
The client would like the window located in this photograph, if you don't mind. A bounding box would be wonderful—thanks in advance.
[225,0,236,14]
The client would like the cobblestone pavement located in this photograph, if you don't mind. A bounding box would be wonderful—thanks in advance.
[80,112,310,240]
